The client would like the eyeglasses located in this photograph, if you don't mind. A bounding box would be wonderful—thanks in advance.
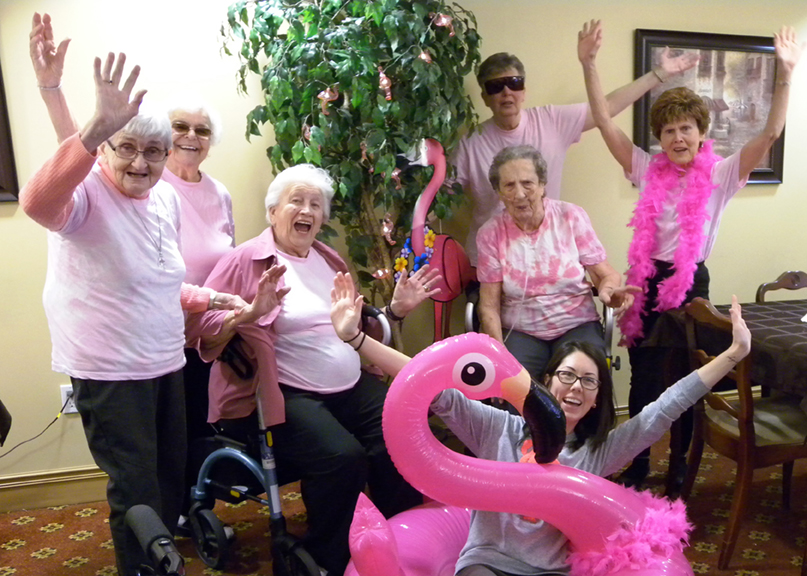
[483,75,525,95]
[172,121,212,139]
[106,140,168,162]
[553,370,600,391]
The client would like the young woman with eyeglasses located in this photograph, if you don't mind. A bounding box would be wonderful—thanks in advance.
[330,271,751,576]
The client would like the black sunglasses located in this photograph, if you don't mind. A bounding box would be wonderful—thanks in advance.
[484,76,525,95]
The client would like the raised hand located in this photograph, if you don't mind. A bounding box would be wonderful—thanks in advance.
[80,52,147,151]
[773,26,803,78]
[30,13,70,89]
[577,19,603,65]
[389,264,442,319]
[240,264,289,323]
[658,46,700,78]
[331,272,364,341]
[728,295,751,362]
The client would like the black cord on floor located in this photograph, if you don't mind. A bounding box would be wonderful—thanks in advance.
[0,396,71,459]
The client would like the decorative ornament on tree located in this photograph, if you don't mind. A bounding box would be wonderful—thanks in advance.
[419,50,433,63]
[391,168,402,190]
[302,124,311,141]
[430,13,455,37]
[372,268,391,280]
[378,66,393,101]
[382,213,396,245]
[317,86,339,115]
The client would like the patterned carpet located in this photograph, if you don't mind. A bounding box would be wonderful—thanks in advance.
[2,436,807,575]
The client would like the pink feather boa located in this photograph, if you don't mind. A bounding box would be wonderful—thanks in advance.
[619,141,720,346]
[567,490,693,576]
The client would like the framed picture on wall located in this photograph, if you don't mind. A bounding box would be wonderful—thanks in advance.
[633,29,782,184]
[0,60,19,201]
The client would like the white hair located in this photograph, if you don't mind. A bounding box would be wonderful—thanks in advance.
[118,103,172,149]
[264,164,335,221]
[164,94,223,146]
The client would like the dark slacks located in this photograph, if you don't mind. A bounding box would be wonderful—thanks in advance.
[219,371,421,576]
[627,261,710,463]
[71,370,186,576]
[503,320,605,384]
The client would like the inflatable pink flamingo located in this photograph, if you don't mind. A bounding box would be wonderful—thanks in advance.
[405,139,474,341]
[347,333,693,576]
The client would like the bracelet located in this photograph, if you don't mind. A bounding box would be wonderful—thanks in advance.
[386,303,405,322]
[209,292,219,310]
[353,332,367,352]
[38,83,61,91]
[652,68,667,83]
[342,330,362,344]
[776,80,791,86]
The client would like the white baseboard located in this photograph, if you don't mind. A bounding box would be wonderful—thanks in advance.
[0,466,108,513]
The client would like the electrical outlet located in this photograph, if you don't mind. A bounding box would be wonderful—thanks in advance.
[60,384,78,414]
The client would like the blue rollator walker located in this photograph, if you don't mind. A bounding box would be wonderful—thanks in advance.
[186,305,391,575]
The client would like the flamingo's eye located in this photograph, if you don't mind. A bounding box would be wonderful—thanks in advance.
[452,353,495,392]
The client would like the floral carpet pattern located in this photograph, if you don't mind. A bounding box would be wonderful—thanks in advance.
[1,437,806,575]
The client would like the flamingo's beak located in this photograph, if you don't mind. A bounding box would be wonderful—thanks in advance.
[499,367,532,415]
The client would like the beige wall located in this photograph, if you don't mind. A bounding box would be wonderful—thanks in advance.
[1,0,806,491]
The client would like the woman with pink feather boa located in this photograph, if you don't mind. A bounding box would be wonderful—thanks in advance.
[579,19,802,488]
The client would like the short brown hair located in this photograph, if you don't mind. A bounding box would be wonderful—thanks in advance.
[649,87,710,140]
[477,53,525,88]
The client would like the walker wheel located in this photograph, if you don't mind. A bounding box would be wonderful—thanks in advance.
[188,503,229,569]
[272,536,320,576]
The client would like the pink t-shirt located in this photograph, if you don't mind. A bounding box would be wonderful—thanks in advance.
[42,160,186,379]
[451,103,588,264]
[628,145,746,262]
[162,168,235,286]
[477,199,605,340]
[273,249,361,393]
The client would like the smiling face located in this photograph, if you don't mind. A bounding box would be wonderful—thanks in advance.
[497,158,545,231]
[102,133,168,198]
[167,110,212,176]
[268,184,325,258]
[481,67,526,129]
[659,115,705,166]
[547,351,601,433]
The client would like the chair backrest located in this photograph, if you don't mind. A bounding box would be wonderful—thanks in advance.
[755,270,807,303]
[684,298,754,430]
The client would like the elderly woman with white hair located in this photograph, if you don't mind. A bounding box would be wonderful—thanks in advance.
[18,46,260,574]
[186,163,430,575]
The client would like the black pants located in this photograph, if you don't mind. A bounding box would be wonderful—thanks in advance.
[627,261,710,463]
[71,370,186,576]
[218,371,421,576]
[181,348,214,513]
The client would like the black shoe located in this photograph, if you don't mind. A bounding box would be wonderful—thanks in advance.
[617,458,649,489]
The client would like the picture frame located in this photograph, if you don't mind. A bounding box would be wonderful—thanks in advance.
[633,29,782,184]
[0,60,19,201]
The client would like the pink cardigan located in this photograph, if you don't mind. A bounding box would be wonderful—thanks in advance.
[185,227,351,426]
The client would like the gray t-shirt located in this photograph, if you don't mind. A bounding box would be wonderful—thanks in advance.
[431,371,707,575]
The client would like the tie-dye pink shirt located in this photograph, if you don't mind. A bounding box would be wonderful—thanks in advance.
[477,198,605,340]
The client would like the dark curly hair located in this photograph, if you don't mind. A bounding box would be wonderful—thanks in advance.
[649,86,710,140]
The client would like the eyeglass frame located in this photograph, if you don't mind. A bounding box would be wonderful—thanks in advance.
[552,370,600,391]
[171,121,212,139]
[483,75,526,96]
[105,140,169,163]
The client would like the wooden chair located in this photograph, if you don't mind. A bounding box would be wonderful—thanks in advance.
[755,270,807,302]
[681,297,807,570]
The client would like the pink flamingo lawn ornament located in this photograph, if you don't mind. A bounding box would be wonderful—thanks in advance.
[405,139,474,341]
[346,333,694,576]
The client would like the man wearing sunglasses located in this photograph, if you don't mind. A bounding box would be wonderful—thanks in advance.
[452,49,698,267]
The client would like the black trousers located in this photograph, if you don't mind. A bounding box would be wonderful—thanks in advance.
[71,370,186,576]
[627,261,710,462]
[218,371,421,576]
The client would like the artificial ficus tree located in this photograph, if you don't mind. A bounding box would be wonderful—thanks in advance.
[222,0,481,304]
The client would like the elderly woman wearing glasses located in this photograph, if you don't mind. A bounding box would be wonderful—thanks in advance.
[19,46,260,575]
[476,145,639,390]
[452,49,698,267]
